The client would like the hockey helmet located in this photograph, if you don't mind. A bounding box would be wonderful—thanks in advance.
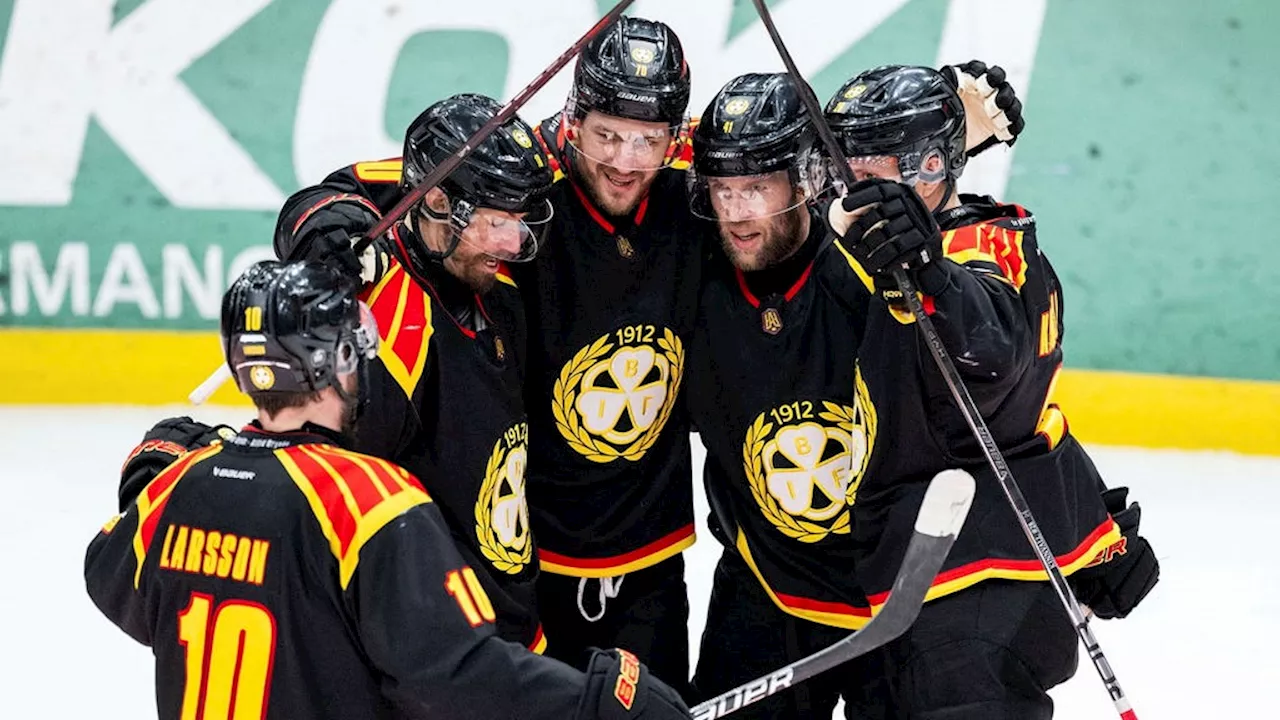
[222,260,378,397]
[402,93,554,263]
[563,16,690,172]
[689,73,827,221]
[824,65,967,185]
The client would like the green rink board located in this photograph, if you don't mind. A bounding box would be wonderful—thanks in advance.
[0,0,1275,381]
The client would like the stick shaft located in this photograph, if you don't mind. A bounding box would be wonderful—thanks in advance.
[747,1,1136,716]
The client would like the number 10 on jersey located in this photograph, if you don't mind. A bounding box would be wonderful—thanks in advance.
[178,592,277,720]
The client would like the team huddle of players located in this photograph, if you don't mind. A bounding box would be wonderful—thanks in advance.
[84,15,1160,720]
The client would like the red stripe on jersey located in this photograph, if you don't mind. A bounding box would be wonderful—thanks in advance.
[538,524,695,570]
[281,447,358,557]
[301,447,384,515]
[773,590,873,619]
[143,449,203,505]
[291,193,383,236]
[864,518,1119,606]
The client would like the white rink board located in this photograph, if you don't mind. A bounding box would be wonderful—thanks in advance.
[4,406,1275,718]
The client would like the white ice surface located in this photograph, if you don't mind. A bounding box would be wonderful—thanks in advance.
[4,405,1275,718]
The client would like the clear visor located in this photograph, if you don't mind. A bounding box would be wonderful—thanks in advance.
[421,201,553,263]
[568,120,684,172]
[843,147,945,187]
[336,301,380,375]
[690,171,807,222]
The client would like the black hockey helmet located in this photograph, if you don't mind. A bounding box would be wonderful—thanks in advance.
[566,16,691,126]
[222,260,378,398]
[689,73,826,221]
[402,93,554,262]
[824,65,967,184]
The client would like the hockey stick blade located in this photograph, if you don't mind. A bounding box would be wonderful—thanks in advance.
[689,470,975,720]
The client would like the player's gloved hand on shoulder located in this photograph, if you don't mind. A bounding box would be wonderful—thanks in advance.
[827,178,949,300]
[281,197,390,285]
[1070,487,1160,620]
[576,648,690,720]
[941,60,1025,156]
[118,417,236,511]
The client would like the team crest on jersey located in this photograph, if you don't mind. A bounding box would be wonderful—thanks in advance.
[742,371,877,543]
[475,422,532,574]
[552,325,684,464]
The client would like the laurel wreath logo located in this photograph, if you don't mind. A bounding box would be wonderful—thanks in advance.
[474,436,532,574]
[551,329,685,464]
[743,382,877,544]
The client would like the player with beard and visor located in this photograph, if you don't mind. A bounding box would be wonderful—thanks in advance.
[514,16,701,691]
[269,94,556,653]
[684,72,888,720]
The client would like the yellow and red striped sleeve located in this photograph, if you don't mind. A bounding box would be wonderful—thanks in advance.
[130,445,222,588]
[276,445,432,589]
[362,260,434,398]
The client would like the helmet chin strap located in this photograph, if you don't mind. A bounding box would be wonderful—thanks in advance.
[930,181,955,215]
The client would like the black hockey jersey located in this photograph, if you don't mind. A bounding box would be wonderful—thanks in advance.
[84,425,592,720]
[276,162,543,651]
[510,116,701,577]
[688,199,1120,628]
[845,196,1119,605]
[687,214,877,629]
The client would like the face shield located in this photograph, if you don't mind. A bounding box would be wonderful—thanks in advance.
[690,171,804,223]
[419,197,554,264]
[690,148,829,222]
[567,116,684,173]
[840,146,947,190]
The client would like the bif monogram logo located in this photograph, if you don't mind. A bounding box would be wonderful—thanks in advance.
[475,422,532,574]
[742,370,878,543]
[552,324,684,464]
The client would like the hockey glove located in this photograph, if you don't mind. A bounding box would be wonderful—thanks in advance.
[1069,487,1160,620]
[827,179,949,300]
[942,60,1025,157]
[576,648,690,720]
[118,417,236,511]
[283,195,390,285]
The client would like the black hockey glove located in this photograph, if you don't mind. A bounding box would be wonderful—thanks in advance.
[941,60,1026,156]
[281,196,390,284]
[576,648,690,720]
[827,179,949,300]
[1069,487,1160,620]
[118,417,236,511]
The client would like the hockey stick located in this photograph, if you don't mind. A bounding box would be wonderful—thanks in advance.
[188,0,635,405]
[748,3,1138,718]
[690,470,975,720]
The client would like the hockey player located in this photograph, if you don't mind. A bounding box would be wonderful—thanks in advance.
[514,16,702,688]
[685,65,1155,718]
[85,260,691,720]
[684,72,890,719]
[272,93,554,651]
[820,65,1161,718]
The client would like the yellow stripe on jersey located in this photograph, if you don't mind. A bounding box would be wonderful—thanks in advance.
[352,159,404,183]
[276,445,432,589]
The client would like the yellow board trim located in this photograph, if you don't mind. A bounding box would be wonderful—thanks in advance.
[2,328,1279,455]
